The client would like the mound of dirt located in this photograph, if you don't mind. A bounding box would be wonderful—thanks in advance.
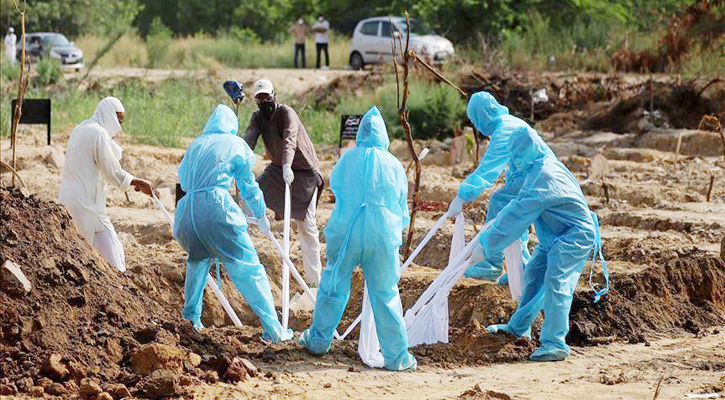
[570,249,725,345]
[584,82,724,133]
[0,188,266,398]
[457,384,514,400]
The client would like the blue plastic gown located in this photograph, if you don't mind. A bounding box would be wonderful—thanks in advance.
[460,92,553,280]
[173,104,292,342]
[299,106,416,371]
[481,126,596,361]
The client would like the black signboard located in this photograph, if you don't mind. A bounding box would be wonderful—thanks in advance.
[10,99,52,145]
[338,114,362,149]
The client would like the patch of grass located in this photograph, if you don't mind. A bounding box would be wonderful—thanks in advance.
[74,32,351,70]
[75,33,148,68]
[34,58,64,86]
[16,78,230,147]
[325,74,467,140]
[1,58,20,82]
[145,18,174,69]
[4,66,468,147]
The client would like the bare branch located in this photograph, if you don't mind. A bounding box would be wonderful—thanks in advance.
[400,10,422,259]
[390,18,400,109]
[10,6,29,187]
[409,50,467,98]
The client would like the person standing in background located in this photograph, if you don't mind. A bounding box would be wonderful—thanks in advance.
[289,18,308,68]
[4,27,17,65]
[312,15,330,69]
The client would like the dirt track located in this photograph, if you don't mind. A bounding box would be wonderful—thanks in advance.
[2,69,725,399]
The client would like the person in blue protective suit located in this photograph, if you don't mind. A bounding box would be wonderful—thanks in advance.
[299,105,417,371]
[448,91,554,282]
[482,126,597,361]
[174,104,293,343]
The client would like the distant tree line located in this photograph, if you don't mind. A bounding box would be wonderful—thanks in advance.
[0,0,710,43]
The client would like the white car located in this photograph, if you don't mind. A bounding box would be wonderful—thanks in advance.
[348,17,455,70]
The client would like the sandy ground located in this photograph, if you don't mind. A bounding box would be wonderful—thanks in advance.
[2,68,724,399]
[64,67,363,96]
[190,331,725,400]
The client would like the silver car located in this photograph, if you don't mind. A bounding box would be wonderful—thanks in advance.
[348,17,455,70]
[19,32,84,70]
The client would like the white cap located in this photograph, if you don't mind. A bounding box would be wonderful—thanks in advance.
[253,79,274,98]
[8,27,14,33]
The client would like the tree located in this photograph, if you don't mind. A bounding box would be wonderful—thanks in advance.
[1,0,140,37]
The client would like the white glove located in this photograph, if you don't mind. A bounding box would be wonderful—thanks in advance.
[257,216,271,235]
[447,196,465,217]
[282,164,294,185]
[470,243,485,265]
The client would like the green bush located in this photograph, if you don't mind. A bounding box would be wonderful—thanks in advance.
[34,58,64,86]
[146,17,174,68]
[326,76,467,141]
[406,83,466,140]
[1,59,20,82]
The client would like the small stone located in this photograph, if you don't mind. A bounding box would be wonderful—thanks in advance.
[186,353,202,368]
[44,145,66,169]
[43,353,69,380]
[36,377,53,388]
[0,383,17,395]
[30,386,45,397]
[262,348,276,361]
[79,378,102,397]
[105,339,124,364]
[97,392,113,400]
[130,343,185,375]
[347,366,360,373]
[202,370,218,384]
[323,382,332,388]
[1,260,32,294]
[224,358,248,383]
[179,375,194,387]
[67,360,86,379]
[239,358,258,377]
[17,377,33,393]
[106,383,131,399]
[141,369,180,398]
[47,382,67,396]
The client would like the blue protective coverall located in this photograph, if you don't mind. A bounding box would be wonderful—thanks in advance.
[482,126,596,361]
[459,91,553,281]
[299,106,417,371]
[174,104,292,342]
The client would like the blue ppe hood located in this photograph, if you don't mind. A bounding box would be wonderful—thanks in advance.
[466,91,509,137]
[356,106,390,149]
[507,126,547,172]
[202,104,239,136]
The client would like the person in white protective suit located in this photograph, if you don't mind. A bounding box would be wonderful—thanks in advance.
[4,27,16,65]
[59,97,155,272]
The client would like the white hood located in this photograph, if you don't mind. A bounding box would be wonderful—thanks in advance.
[92,97,125,139]
[91,97,125,160]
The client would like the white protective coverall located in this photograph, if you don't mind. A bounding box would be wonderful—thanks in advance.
[4,29,17,65]
[58,97,132,272]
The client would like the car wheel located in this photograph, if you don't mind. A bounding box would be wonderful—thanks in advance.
[349,52,364,70]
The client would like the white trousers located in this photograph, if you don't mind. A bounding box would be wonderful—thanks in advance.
[293,188,322,285]
[93,227,126,273]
